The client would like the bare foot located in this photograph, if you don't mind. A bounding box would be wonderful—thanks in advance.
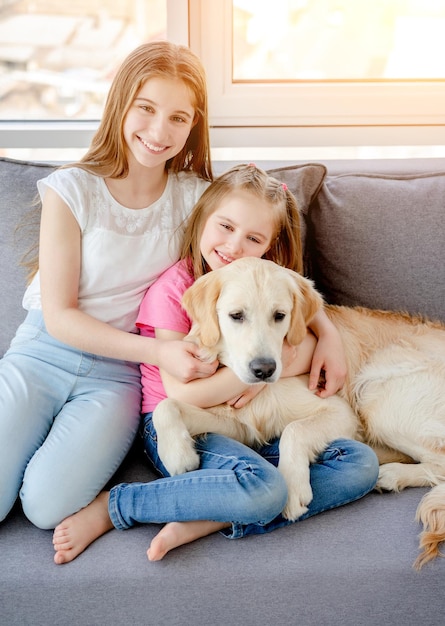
[53,491,113,564]
[147,520,230,561]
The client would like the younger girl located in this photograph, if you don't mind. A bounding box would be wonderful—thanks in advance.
[0,41,217,530]
[53,164,379,564]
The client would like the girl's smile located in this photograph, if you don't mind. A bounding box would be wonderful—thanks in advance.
[137,137,169,153]
[124,76,196,168]
[200,189,277,271]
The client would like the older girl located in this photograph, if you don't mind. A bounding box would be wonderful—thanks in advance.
[0,41,217,531]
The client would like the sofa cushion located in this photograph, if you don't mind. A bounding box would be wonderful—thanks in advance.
[306,170,445,323]
[0,157,56,355]
[267,162,327,250]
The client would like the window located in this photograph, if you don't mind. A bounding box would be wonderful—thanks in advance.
[0,0,167,121]
[1,0,444,160]
[0,0,169,159]
[232,0,445,81]
[190,0,445,156]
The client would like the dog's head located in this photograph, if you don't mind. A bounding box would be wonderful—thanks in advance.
[182,257,323,384]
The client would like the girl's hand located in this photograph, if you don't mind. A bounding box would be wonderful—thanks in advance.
[157,339,218,383]
[226,383,266,408]
[308,331,347,398]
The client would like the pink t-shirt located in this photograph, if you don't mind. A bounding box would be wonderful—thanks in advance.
[136,259,195,413]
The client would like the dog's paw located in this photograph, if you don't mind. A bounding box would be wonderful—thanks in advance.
[282,483,313,521]
[158,435,200,476]
[376,463,405,492]
[282,497,309,521]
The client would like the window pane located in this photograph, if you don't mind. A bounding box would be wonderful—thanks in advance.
[233,0,445,81]
[0,0,167,120]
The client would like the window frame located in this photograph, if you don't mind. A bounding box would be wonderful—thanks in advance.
[189,0,445,148]
[0,0,188,152]
[1,0,444,153]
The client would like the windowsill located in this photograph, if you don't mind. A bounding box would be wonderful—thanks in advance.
[211,145,445,162]
[2,144,445,165]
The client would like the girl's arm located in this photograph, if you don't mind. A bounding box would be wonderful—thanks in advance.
[38,188,217,382]
[157,329,252,408]
[157,328,317,409]
[307,308,347,397]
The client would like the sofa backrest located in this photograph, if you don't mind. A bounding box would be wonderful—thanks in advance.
[0,156,444,357]
[270,163,445,325]
[1,158,55,355]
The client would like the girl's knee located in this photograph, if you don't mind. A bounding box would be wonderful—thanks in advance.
[20,473,88,529]
[328,438,379,492]
[237,461,288,521]
[262,472,288,519]
[362,448,380,491]
[349,439,380,482]
[21,494,64,529]
[329,438,378,465]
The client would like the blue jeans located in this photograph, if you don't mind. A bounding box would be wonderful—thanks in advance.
[108,412,379,538]
[0,310,141,529]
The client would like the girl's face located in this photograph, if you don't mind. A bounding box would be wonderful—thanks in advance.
[200,189,277,271]
[123,76,196,170]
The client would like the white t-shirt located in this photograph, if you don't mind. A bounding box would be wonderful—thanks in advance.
[23,167,209,333]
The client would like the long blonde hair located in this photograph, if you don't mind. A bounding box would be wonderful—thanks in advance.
[180,163,303,280]
[23,41,213,282]
[75,41,212,180]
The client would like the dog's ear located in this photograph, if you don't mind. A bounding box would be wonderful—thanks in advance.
[285,271,324,346]
[181,272,223,348]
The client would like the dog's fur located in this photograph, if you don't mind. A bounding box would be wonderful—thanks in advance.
[152,257,445,568]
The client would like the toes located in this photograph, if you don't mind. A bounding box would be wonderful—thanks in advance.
[54,550,70,565]
[53,537,72,550]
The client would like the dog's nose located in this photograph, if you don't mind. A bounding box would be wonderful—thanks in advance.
[249,358,277,381]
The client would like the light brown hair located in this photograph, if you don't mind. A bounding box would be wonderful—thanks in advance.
[22,41,213,282]
[75,41,212,180]
[180,163,303,279]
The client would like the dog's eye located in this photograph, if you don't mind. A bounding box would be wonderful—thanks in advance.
[229,312,244,322]
[274,312,286,322]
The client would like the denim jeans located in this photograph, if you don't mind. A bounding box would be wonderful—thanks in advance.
[108,411,379,538]
[0,310,141,529]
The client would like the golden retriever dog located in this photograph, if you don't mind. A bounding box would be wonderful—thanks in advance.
[152,257,445,569]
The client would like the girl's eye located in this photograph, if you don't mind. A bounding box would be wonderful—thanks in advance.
[248,236,261,244]
[220,223,232,231]
[172,116,187,123]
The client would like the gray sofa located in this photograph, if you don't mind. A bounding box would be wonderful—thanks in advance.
[1,155,444,626]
